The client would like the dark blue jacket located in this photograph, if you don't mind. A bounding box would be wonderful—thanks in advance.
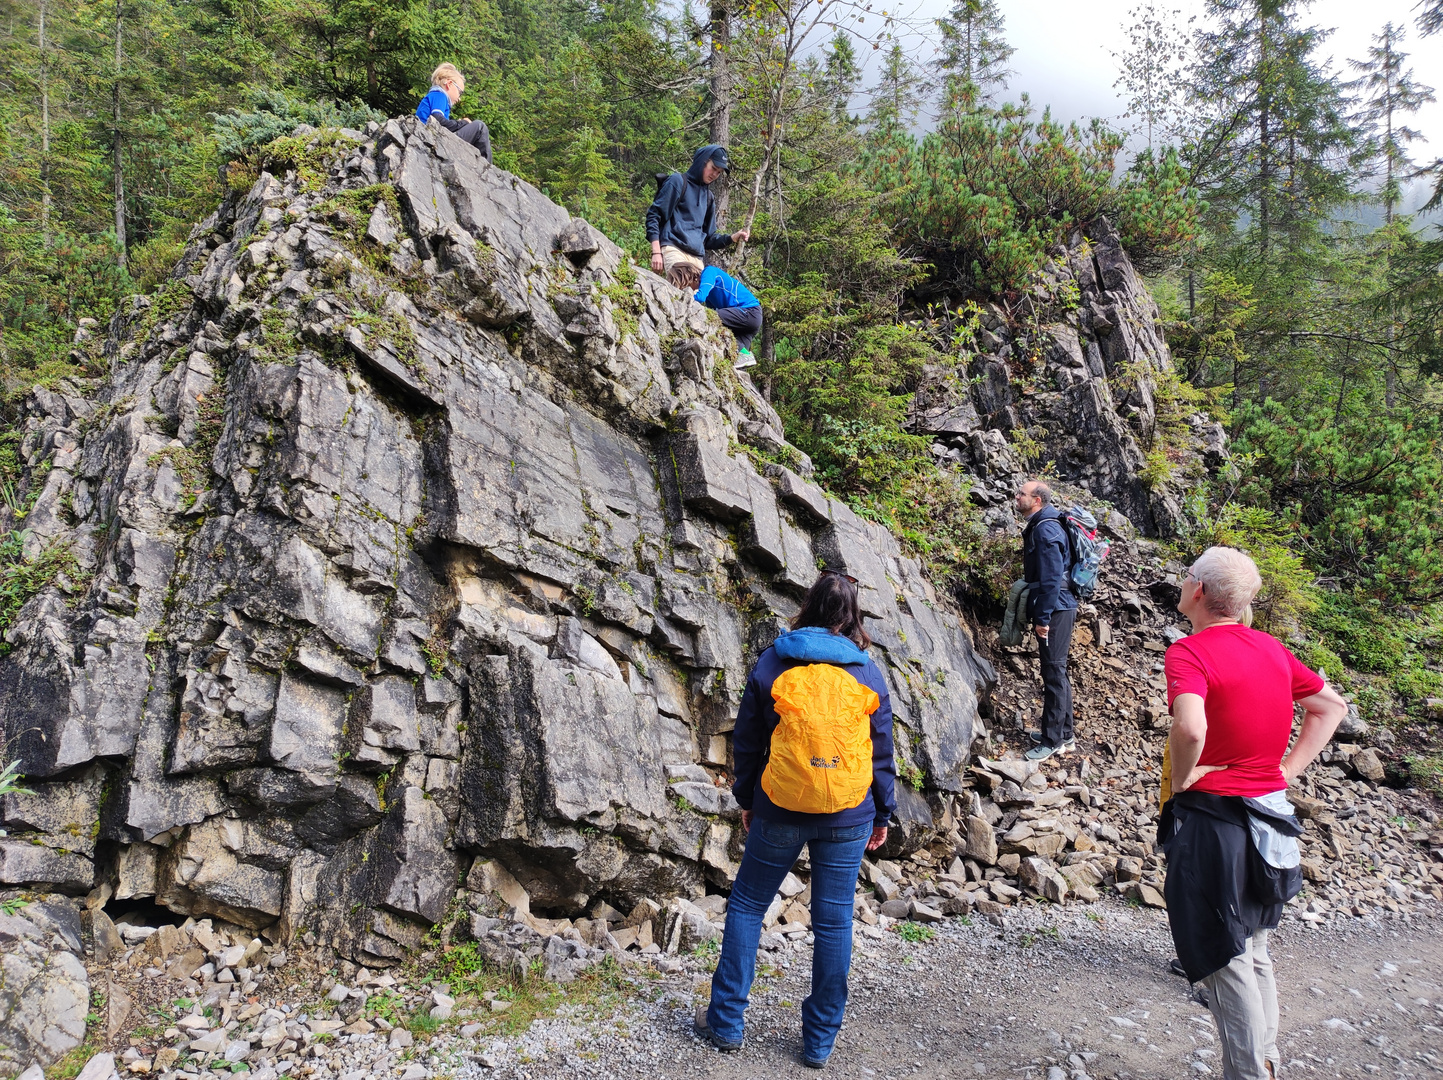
[697,266,759,310]
[644,145,733,258]
[731,627,897,828]
[416,88,451,123]
[1022,506,1077,627]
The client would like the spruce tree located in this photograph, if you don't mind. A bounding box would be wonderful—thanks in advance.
[1185,0,1357,259]
[867,43,926,133]
[930,0,1013,111]
[1418,0,1442,36]
[1346,23,1434,223]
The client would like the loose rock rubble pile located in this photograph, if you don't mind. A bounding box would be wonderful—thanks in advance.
[961,531,1443,920]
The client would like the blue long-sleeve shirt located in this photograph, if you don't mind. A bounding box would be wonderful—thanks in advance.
[416,87,451,123]
[731,628,897,828]
[696,266,759,310]
[1022,506,1077,626]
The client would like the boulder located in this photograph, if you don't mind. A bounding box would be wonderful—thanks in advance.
[0,118,995,962]
[0,901,90,1074]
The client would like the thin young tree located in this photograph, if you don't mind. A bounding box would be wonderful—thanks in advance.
[709,0,733,224]
[867,42,926,134]
[111,0,125,267]
[929,0,1013,111]
[1112,1,1191,149]
[1347,23,1433,406]
[38,0,52,246]
[727,0,909,261]
[1346,22,1434,224]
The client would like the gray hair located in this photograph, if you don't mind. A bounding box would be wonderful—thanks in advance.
[1188,546,1262,619]
[1026,479,1053,505]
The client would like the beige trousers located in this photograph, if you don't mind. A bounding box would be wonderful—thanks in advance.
[660,245,704,276]
[1200,928,1280,1080]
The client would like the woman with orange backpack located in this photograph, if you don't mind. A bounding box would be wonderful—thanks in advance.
[695,570,895,1070]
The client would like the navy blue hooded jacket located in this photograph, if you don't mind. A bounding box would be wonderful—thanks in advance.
[1022,506,1078,627]
[731,627,897,829]
[644,145,734,258]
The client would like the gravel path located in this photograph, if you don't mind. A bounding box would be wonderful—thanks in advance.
[452,901,1443,1080]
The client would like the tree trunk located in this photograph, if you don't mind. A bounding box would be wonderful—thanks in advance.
[112,0,127,267]
[39,0,51,247]
[1384,36,1395,226]
[1257,15,1271,260]
[708,0,732,228]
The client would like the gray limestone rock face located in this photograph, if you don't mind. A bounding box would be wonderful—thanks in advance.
[0,117,994,963]
[918,217,1220,538]
[0,901,90,1074]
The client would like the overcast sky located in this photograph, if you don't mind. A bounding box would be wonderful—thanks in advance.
[871,0,1443,210]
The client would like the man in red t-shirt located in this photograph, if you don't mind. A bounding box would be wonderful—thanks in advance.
[1163,546,1346,1080]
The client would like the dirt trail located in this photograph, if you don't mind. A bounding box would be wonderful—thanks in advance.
[469,902,1443,1080]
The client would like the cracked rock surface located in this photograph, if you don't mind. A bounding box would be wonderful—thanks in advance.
[0,116,993,963]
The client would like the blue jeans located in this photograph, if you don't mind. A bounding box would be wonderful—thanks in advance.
[707,817,871,1061]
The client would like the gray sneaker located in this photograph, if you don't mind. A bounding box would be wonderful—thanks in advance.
[1024,743,1057,762]
[1058,737,1077,755]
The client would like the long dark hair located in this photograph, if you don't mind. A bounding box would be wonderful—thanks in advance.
[790,571,872,650]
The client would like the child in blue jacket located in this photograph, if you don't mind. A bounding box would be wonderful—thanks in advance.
[669,263,762,368]
[415,63,492,163]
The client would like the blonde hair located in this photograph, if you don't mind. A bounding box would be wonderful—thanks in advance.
[431,63,464,91]
[1188,546,1262,619]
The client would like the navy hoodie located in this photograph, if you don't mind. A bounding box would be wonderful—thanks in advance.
[731,627,897,829]
[644,145,733,258]
[1022,506,1077,627]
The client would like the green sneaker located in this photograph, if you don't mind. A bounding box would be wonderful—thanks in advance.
[735,348,757,370]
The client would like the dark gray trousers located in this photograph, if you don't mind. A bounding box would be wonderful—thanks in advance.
[440,117,492,163]
[716,305,762,350]
[1038,606,1076,747]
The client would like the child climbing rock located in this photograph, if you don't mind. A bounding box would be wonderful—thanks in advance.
[415,63,492,163]
[669,263,763,369]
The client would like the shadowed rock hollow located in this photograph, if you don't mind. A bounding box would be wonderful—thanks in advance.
[0,117,994,964]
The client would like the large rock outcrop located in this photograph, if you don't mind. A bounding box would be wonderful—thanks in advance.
[0,118,992,963]
[913,221,1224,536]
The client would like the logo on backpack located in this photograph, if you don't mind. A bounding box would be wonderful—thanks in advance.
[762,664,879,814]
[1061,505,1110,599]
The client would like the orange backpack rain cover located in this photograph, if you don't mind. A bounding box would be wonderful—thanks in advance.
[761,663,880,814]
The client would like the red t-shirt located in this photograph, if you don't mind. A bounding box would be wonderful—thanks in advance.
[1164,624,1325,797]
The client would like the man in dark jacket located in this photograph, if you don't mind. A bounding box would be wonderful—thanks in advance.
[646,145,750,277]
[1015,479,1078,761]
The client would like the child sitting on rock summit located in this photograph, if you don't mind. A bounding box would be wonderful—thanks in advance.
[668,263,762,369]
[415,63,492,163]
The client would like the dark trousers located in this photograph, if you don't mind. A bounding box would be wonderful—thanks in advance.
[1038,606,1076,746]
[440,117,492,163]
[717,305,762,350]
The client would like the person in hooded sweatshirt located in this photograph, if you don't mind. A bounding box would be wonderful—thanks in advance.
[646,145,750,278]
[695,569,895,1070]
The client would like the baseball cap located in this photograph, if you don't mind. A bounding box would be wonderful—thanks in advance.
[710,146,731,172]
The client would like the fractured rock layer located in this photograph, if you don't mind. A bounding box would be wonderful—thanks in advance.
[0,117,993,964]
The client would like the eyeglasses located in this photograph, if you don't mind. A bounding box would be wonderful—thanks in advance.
[821,568,859,584]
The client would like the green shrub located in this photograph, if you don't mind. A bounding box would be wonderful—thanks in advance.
[1173,493,1316,635]
[1230,398,1443,603]
[858,91,1201,292]
[213,89,385,161]
[0,530,81,649]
